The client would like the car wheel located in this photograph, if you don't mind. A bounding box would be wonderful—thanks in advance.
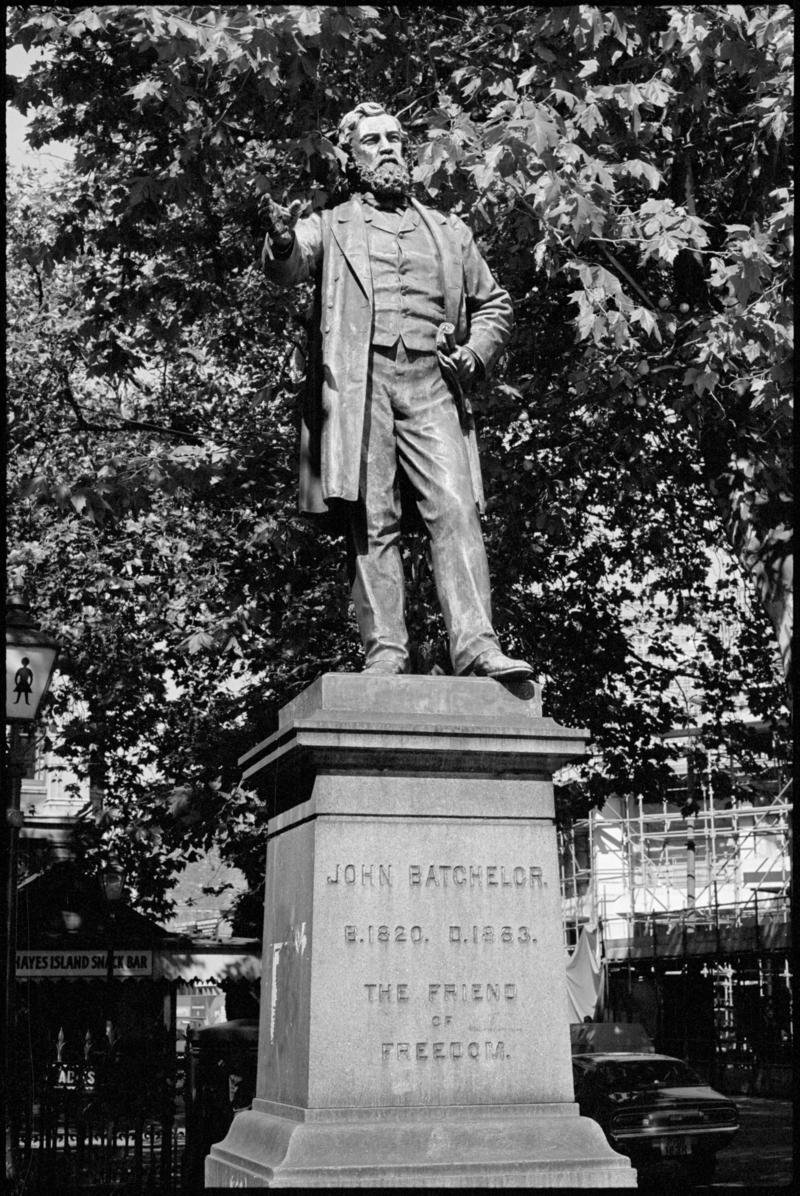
[687,1153,716,1186]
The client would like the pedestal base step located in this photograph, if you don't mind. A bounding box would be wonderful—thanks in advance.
[205,1102,636,1188]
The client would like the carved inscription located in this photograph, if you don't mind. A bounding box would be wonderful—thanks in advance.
[363,982,517,1003]
[449,925,536,944]
[345,924,427,943]
[326,863,545,889]
[364,983,410,1002]
[428,982,517,1001]
[330,860,546,1068]
[344,924,536,945]
[327,863,393,886]
[409,864,544,888]
[381,1040,506,1061]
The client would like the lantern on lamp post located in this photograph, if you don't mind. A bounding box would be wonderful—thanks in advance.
[4,592,60,1188]
[101,861,127,906]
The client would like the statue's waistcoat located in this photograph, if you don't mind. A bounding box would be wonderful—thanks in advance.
[364,205,445,351]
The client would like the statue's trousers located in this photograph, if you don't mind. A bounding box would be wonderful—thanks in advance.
[345,342,500,673]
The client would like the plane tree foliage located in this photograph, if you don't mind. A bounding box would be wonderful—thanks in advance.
[6,6,791,918]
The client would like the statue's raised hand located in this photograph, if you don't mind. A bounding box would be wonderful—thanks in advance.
[261,195,297,252]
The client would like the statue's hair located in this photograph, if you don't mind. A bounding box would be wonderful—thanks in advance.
[337,102,406,152]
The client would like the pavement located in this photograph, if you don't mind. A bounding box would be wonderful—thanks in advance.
[635,1096,793,1191]
[707,1097,794,1190]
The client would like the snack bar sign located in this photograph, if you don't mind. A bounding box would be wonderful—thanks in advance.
[16,950,153,979]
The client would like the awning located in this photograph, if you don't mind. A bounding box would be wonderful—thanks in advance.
[155,946,261,986]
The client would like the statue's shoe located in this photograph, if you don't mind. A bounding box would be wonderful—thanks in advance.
[364,658,408,675]
[464,649,535,681]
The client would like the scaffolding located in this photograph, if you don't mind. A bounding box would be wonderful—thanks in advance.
[560,749,792,950]
[558,730,792,1094]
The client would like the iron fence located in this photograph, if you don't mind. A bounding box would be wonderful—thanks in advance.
[16,1024,182,1194]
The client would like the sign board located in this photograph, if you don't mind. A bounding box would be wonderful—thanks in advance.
[16,950,153,979]
[52,1062,97,1091]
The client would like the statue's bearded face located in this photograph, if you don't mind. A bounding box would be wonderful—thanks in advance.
[349,113,410,198]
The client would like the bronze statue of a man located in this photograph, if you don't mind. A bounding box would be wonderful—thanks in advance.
[261,101,533,681]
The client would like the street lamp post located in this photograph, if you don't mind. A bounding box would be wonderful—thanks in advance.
[4,593,60,1189]
[101,861,126,1044]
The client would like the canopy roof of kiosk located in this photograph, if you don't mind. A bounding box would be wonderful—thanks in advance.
[16,869,261,984]
[17,866,170,948]
[155,940,261,984]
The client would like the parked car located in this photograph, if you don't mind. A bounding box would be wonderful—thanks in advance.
[571,1049,739,1184]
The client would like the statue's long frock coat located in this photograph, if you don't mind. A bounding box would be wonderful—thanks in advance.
[262,196,514,519]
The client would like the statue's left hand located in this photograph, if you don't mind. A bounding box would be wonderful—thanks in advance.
[447,345,481,391]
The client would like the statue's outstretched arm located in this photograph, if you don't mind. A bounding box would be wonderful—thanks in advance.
[260,198,323,287]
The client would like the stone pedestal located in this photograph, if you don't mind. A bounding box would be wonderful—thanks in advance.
[206,675,634,1187]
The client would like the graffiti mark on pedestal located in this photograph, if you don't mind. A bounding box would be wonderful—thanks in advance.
[269,921,307,1045]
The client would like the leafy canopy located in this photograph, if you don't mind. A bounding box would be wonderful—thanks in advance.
[7,5,791,918]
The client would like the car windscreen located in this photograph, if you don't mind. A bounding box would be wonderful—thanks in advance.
[592,1059,704,1090]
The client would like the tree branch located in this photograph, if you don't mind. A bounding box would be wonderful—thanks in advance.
[626,644,703,682]
[600,244,654,309]
[57,373,204,443]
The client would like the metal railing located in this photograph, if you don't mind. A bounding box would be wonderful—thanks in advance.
[15,1024,181,1194]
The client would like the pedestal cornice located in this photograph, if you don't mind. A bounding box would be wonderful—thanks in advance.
[239,674,587,803]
